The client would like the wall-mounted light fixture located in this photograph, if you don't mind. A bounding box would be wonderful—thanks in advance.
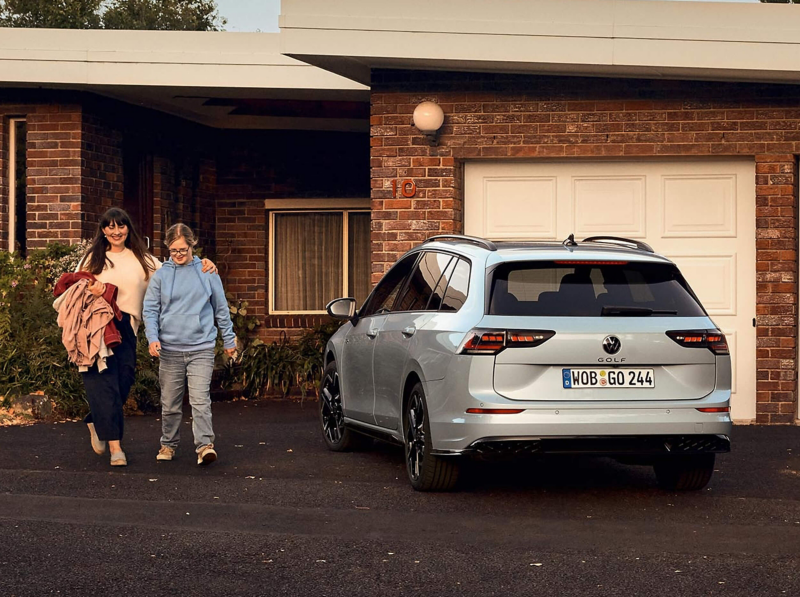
[412,101,445,146]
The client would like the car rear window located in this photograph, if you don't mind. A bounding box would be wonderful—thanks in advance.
[489,261,706,317]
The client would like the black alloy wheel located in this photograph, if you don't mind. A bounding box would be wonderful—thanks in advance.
[404,382,459,492]
[319,361,368,452]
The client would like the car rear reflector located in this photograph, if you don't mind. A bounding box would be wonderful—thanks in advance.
[696,407,730,413]
[459,330,555,355]
[554,261,628,265]
[666,329,730,355]
[466,408,525,414]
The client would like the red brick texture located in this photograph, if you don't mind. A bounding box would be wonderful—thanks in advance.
[370,71,800,424]
[81,110,124,239]
[0,103,84,249]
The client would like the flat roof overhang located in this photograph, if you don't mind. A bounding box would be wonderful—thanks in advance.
[0,28,370,131]
[279,0,800,86]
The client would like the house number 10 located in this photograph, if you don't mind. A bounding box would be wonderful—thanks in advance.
[391,179,417,198]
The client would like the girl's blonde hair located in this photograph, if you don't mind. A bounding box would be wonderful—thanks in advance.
[164,223,198,248]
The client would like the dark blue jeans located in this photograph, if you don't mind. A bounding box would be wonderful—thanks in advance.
[81,313,136,442]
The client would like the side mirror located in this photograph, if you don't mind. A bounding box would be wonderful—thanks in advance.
[326,297,357,321]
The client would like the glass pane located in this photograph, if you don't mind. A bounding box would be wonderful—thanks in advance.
[427,254,455,312]
[395,252,453,312]
[274,212,343,312]
[13,120,27,257]
[360,253,418,318]
[347,212,371,306]
[441,259,470,312]
[488,261,705,317]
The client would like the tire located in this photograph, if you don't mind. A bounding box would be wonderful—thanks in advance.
[654,454,716,491]
[319,361,369,452]
[404,382,459,492]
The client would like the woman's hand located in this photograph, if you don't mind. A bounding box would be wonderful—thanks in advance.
[224,347,236,358]
[149,342,162,357]
[200,258,218,275]
[88,280,106,297]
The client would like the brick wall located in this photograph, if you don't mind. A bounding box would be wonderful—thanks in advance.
[370,71,800,424]
[216,130,369,337]
[0,103,84,249]
[81,110,124,239]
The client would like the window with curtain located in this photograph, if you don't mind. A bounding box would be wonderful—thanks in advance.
[272,210,371,313]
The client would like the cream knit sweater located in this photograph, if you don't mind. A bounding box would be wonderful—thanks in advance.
[79,248,161,333]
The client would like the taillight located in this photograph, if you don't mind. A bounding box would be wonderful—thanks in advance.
[459,330,555,355]
[466,408,525,414]
[666,329,729,355]
[696,407,730,413]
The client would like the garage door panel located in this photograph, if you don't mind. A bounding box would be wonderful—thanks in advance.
[573,176,646,238]
[666,254,737,316]
[662,174,737,238]
[483,177,557,239]
[465,159,756,422]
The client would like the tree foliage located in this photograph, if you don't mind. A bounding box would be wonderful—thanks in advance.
[0,0,226,30]
[0,0,103,28]
[103,0,225,31]
[760,0,800,3]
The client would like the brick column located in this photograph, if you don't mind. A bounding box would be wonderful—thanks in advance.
[370,93,461,283]
[755,154,798,424]
[25,106,83,248]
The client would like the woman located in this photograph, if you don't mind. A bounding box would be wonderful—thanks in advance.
[78,208,216,466]
[142,223,236,466]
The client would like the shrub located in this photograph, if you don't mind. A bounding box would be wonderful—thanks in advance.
[235,321,343,401]
[0,241,160,417]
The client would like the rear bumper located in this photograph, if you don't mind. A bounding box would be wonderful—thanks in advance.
[425,375,733,452]
[459,434,730,460]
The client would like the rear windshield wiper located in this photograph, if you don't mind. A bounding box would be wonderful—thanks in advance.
[601,306,678,316]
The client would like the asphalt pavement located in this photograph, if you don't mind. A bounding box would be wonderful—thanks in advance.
[0,399,798,597]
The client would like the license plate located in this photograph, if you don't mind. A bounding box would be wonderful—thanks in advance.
[562,368,655,389]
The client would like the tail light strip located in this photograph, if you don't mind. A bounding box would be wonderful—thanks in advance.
[666,329,729,355]
[459,329,555,355]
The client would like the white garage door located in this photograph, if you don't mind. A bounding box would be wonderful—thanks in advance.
[465,159,756,422]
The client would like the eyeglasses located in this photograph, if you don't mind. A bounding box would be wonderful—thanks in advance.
[169,248,190,257]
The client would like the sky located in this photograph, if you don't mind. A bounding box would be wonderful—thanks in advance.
[216,0,280,32]
[215,0,764,33]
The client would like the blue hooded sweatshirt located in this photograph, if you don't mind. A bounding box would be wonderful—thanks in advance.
[142,256,236,352]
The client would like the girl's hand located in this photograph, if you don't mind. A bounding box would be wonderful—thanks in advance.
[200,258,218,274]
[224,347,236,358]
[88,280,106,297]
[149,342,162,357]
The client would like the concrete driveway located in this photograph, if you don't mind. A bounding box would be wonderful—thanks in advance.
[0,400,798,597]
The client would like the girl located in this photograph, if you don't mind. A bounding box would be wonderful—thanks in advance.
[143,223,236,465]
[78,208,217,466]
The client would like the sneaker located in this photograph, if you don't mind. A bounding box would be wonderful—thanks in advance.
[87,423,107,455]
[110,451,127,467]
[156,446,176,461]
[197,444,217,465]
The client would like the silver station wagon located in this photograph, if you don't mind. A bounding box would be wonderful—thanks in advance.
[320,234,732,492]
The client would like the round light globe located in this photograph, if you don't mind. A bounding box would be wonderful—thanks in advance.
[412,101,445,133]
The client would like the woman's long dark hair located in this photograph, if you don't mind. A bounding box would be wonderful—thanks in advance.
[81,208,157,280]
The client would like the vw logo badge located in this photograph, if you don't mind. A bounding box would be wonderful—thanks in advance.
[603,336,621,355]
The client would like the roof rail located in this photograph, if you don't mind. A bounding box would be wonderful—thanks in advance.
[582,236,654,253]
[423,234,497,251]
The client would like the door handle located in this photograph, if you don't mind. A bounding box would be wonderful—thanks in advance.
[402,326,416,337]
[366,328,379,338]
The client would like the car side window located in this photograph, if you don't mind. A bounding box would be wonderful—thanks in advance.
[394,252,453,312]
[359,253,418,318]
[427,255,457,311]
[440,258,471,312]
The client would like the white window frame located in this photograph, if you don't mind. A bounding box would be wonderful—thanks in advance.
[267,198,371,315]
[7,117,25,253]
